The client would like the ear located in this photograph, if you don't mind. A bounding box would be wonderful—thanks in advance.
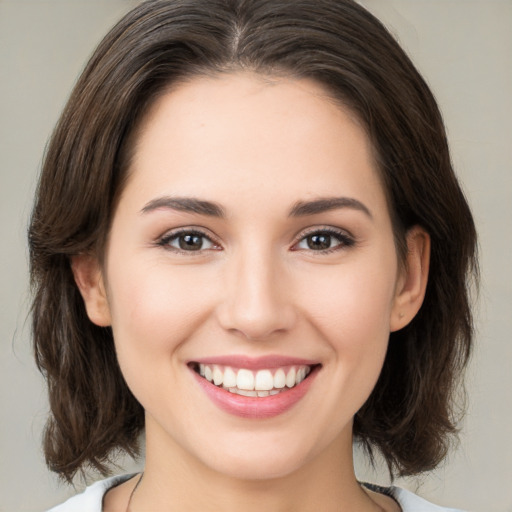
[390,226,430,332]
[70,254,111,327]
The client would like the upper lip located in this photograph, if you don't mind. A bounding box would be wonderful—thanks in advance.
[189,354,320,370]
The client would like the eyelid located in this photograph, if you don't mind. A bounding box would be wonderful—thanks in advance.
[156,226,222,253]
[291,225,356,253]
[154,225,355,254]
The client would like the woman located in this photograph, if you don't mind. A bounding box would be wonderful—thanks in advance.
[29,0,477,510]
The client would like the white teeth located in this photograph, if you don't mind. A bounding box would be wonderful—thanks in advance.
[237,369,254,390]
[213,366,223,386]
[273,368,286,389]
[286,367,296,388]
[225,385,284,397]
[237,389,257,397]
[254,369,274,391]
[296,367,306,385]
[196,363,313,396]
[223,367,237,388]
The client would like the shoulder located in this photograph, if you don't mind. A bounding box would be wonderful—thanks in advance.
[363,483,466,512]
[46,474,135,512]
[389,486,466,512]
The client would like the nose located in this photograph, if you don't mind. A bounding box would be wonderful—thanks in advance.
[216,249,297,341]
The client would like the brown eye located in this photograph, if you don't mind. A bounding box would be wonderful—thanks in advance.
[179,234,205,251]
[160,231,217,252]
[306,233,332,250]
[294,229,355,253]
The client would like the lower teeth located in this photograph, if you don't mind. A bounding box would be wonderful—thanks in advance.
[223,386,286,397]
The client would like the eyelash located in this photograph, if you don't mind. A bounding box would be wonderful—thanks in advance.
[156,227,355,255]
[291,227,355,254]
[157,228,221,255]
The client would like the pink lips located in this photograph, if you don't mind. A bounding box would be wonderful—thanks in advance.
[189,355,320,419]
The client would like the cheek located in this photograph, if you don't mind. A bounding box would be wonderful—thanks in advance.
[300,259,398,342]
[296,251,398,395]
[104,259,220,420]
[105,256,217,374]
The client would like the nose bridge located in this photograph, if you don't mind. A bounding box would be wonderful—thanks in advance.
[218,242,295,340]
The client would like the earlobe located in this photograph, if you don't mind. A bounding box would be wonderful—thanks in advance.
[71,254,111,327]
[390,226,430,332]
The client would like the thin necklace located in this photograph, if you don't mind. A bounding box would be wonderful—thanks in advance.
[124,473,389,512]
[125,472,144,512]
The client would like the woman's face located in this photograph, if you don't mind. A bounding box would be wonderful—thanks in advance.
[85,73,416,479]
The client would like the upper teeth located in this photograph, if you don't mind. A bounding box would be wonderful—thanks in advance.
[198,364,311,394]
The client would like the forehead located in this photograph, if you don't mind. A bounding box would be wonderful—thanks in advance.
[123,72,387,218]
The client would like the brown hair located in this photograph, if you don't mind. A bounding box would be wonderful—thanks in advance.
[29,0,478,481]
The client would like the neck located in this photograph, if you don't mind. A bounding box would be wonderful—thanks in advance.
[130,419,384,512]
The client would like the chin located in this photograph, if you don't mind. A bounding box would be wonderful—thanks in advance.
[189,428,323,482]
[206,449,308,481]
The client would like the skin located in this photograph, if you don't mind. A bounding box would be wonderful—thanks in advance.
[73,73,429,512]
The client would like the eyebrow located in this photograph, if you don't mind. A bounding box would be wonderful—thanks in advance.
[289,197,373,219]
[140,195,372,220]
[140,196,225,217]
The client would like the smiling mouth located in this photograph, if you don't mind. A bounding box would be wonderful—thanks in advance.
[189,363,316,397]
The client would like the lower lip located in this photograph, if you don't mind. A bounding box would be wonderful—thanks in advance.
[191,366,319,419]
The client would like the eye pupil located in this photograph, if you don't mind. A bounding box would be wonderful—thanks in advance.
[307,234,331,250]
[179,234,203,250]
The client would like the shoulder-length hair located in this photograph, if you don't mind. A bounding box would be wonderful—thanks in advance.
[29,0,478,481]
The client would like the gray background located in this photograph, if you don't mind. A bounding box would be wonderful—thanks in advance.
[1,0,510,510]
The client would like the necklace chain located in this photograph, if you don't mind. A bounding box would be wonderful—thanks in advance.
[125,472,144,512]
[124,474,390,512]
